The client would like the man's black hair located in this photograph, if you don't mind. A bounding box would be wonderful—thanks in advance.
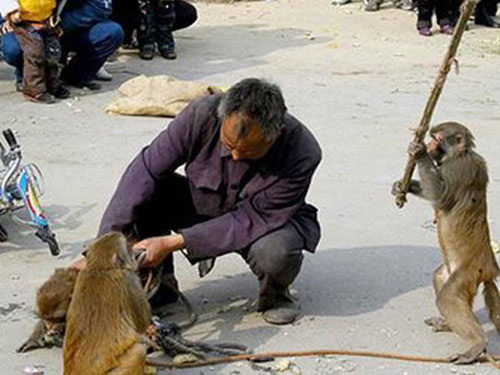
[218,78,287,141]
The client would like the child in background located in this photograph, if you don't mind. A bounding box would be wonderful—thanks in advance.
[137,0,177,60]
[4,0,69,103]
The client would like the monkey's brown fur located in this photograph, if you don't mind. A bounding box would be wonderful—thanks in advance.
[18,268,79,352]
[394,122,500,364]
[63,232,151,375]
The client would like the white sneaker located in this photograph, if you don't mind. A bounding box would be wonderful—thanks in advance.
[95,67,113,81]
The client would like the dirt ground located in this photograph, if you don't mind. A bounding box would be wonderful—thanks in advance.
[1,0,500,374]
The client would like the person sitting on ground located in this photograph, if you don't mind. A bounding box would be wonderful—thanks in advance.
[74,78,322,326]
[1,0,124,92]
[1,0,70,103]
[417,0,454,36]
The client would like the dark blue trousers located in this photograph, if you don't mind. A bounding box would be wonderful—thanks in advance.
[2,16,123,83]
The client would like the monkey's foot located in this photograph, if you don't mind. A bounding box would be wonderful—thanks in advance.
[424,317,451,332]
[449,344,486,365]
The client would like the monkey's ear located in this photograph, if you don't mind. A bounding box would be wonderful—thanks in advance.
[456,134,467,153]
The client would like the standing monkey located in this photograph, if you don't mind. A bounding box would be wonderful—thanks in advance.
[63,232,151,375]
[393,122,500,364]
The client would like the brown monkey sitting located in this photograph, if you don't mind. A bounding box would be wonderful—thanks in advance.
[18,268,79,352]
[63,232,151,375]
[393,122,500,364]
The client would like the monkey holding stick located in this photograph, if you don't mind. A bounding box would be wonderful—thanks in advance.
[63,232,151,375]
[393,122,500,364]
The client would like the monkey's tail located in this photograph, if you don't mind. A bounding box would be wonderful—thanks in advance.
[483,280,500,333]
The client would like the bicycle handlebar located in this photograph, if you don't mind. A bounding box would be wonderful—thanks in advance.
[3,129,18,149]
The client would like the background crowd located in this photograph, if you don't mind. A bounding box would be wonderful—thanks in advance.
[335,0,500,35]
[0,0,498,104]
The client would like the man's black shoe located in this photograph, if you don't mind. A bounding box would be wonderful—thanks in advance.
[139,44,155,60]
[63,78,101,90]
[262,297,299,325]
[15,81,22,92]
[51,86,71,99]
[475,16,500,27]
[159,48,177,60]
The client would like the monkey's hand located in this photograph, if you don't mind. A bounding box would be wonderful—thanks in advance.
[408,141,427,159]
[17,320,46,353]
[392,180,423,198]
[391,180,403,196]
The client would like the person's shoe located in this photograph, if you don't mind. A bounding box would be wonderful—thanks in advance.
[64,79,101,90]
[365,0,381,11]
[24,92,56,104]
[262,298,299,325]
[440,24,454,35]
[159,47,177,60]
[475,16,500,28]
[418,27,432,36]
[139,44,155,60]
[61,71,102,90]
[50,85,71,99]
[400,0,415,10]
[95,66,113,81]
[15,81,22,92]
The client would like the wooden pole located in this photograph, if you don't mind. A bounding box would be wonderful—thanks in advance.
[394,0,476,208]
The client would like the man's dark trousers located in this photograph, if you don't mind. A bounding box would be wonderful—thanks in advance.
[134,173,305,311]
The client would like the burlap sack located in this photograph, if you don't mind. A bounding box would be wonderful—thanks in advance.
[106,75,223,117]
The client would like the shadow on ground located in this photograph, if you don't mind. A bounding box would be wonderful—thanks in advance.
[0,203,96,256]
[165,246,439,350]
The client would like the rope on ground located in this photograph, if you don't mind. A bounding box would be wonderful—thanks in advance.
[147,349,500,369]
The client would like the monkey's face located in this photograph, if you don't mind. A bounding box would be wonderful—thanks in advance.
[112,243,138,271]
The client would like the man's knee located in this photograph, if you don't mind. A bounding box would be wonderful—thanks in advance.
[89,21,124,50]
[1,33,23,66]
[247,225,304,281]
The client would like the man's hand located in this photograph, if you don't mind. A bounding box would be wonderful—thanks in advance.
[132,234,185,268]
[1,10,20,34]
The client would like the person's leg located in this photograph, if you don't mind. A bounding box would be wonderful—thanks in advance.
[242,223,304,324]
[43,29,69,99]
[133,173,205,308]
[137,0,156,59]
[61,20,123,88]
[1,32,24,88]
[111,0,139,45]
[171,0,197,31]
[475,0,500,26]
[155,0,176,59]
[13,25,53,102]
[435,0,453,31]
[417,0,434,34]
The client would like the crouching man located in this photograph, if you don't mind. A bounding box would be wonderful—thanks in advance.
[98,78,322,325]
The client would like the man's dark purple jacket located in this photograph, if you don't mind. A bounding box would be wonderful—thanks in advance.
[98,94,322,262]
